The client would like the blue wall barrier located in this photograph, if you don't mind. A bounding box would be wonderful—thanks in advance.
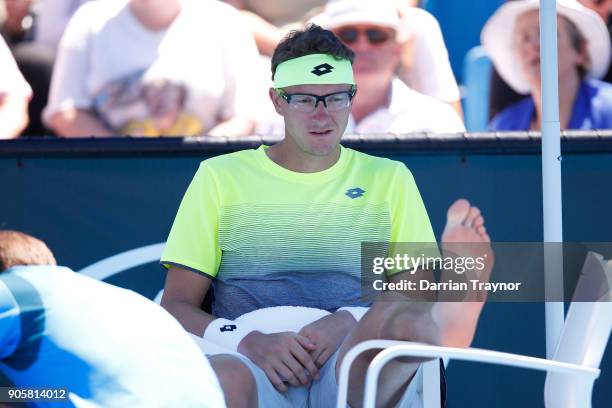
[1,133,611,406]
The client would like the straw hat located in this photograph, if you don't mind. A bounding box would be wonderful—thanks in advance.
[481,0,611,94]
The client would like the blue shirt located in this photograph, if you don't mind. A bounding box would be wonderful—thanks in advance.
[0,266,225,408]
[489,79,612,131]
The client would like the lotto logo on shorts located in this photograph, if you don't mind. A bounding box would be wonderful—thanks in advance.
[312,63,334,76]
[220,324,237,332]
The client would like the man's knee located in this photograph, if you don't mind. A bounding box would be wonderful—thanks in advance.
[210,355,257,402]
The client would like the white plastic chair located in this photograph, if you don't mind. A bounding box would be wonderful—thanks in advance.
[337,253,612,408]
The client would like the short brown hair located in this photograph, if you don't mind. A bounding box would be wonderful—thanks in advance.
[271,24,355,80]
[0,230,57,272]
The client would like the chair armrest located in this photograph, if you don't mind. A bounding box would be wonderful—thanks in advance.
[361,341,600,408]
[336,340,600,408]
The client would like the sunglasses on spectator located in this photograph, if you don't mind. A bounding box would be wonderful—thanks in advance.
[336,28,392,45]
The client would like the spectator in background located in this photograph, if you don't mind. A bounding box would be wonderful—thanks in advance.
[1,0,36,44]
[394,2,463,117]
[577,0,612,82]
[483,0,612,131]
[226,0,462,118]
[44,0,266,138]
[0,35,30,139]
[36,0,92,54]
[0,229,226,407]
[311,0,465,134]
[224,0,325,57]
[1,0,53,137]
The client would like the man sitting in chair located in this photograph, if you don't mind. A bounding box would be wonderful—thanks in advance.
[161,24,494,408]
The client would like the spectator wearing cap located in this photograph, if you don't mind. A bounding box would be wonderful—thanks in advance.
[44,0,266,138]
[310,0,465,134]
[0,35,31,139]
[484,0,612,131]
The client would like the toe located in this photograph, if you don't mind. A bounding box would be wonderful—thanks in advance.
[473,215,485,229]
[465,206,481,228]
[446,199,471,227]
[477,225,487,236]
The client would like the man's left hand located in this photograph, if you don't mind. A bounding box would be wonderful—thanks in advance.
[298,311,357,368]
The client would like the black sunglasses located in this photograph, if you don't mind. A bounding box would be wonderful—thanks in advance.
[336,28,391,45]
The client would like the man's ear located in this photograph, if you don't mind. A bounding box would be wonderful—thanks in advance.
[269,88,285,115]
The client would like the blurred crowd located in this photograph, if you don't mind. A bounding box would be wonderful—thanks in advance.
[0,0,611,140]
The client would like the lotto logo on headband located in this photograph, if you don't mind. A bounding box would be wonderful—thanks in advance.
[273,54,354,88]
[312,63,334,76]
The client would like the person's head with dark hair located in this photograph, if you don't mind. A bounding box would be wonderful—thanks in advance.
[271,24,355,80]
[267,24,357,171]
[0,230,56,272]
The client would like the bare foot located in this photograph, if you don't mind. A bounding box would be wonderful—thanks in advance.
[442,199,490,244]
[381,199,495,347]
[440,199,494,300]
[436,199,494,345]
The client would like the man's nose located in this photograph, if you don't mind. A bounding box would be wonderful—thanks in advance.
[311,100,331,118]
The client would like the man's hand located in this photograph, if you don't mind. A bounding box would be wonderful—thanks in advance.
[237,331,320,392]
[298,311,357,368]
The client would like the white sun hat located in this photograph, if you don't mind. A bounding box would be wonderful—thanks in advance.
[309,0,410,41]
[481,0,611,94]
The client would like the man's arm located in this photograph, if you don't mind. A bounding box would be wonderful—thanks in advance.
[48,108,114,138]
[207,116,255,137]
[0,36,31,139]
[238,10,284,57]
[0,94,29,139]
[161,266,320,391]
[160,266,215,336]
[223,0,284,57]
[0,280,21,359]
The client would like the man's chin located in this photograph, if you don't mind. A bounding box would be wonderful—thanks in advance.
[304,140,341,157]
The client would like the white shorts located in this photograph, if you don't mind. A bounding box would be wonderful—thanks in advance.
[227,349,425,408]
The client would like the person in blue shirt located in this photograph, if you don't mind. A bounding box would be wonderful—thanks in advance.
[482,0,612,131]
[0,230,226,408]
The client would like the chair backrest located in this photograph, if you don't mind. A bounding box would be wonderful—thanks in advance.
[461,46,492,132]
[545,252,612,408]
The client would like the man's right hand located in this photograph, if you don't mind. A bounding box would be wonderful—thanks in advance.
[237,331,321,392]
